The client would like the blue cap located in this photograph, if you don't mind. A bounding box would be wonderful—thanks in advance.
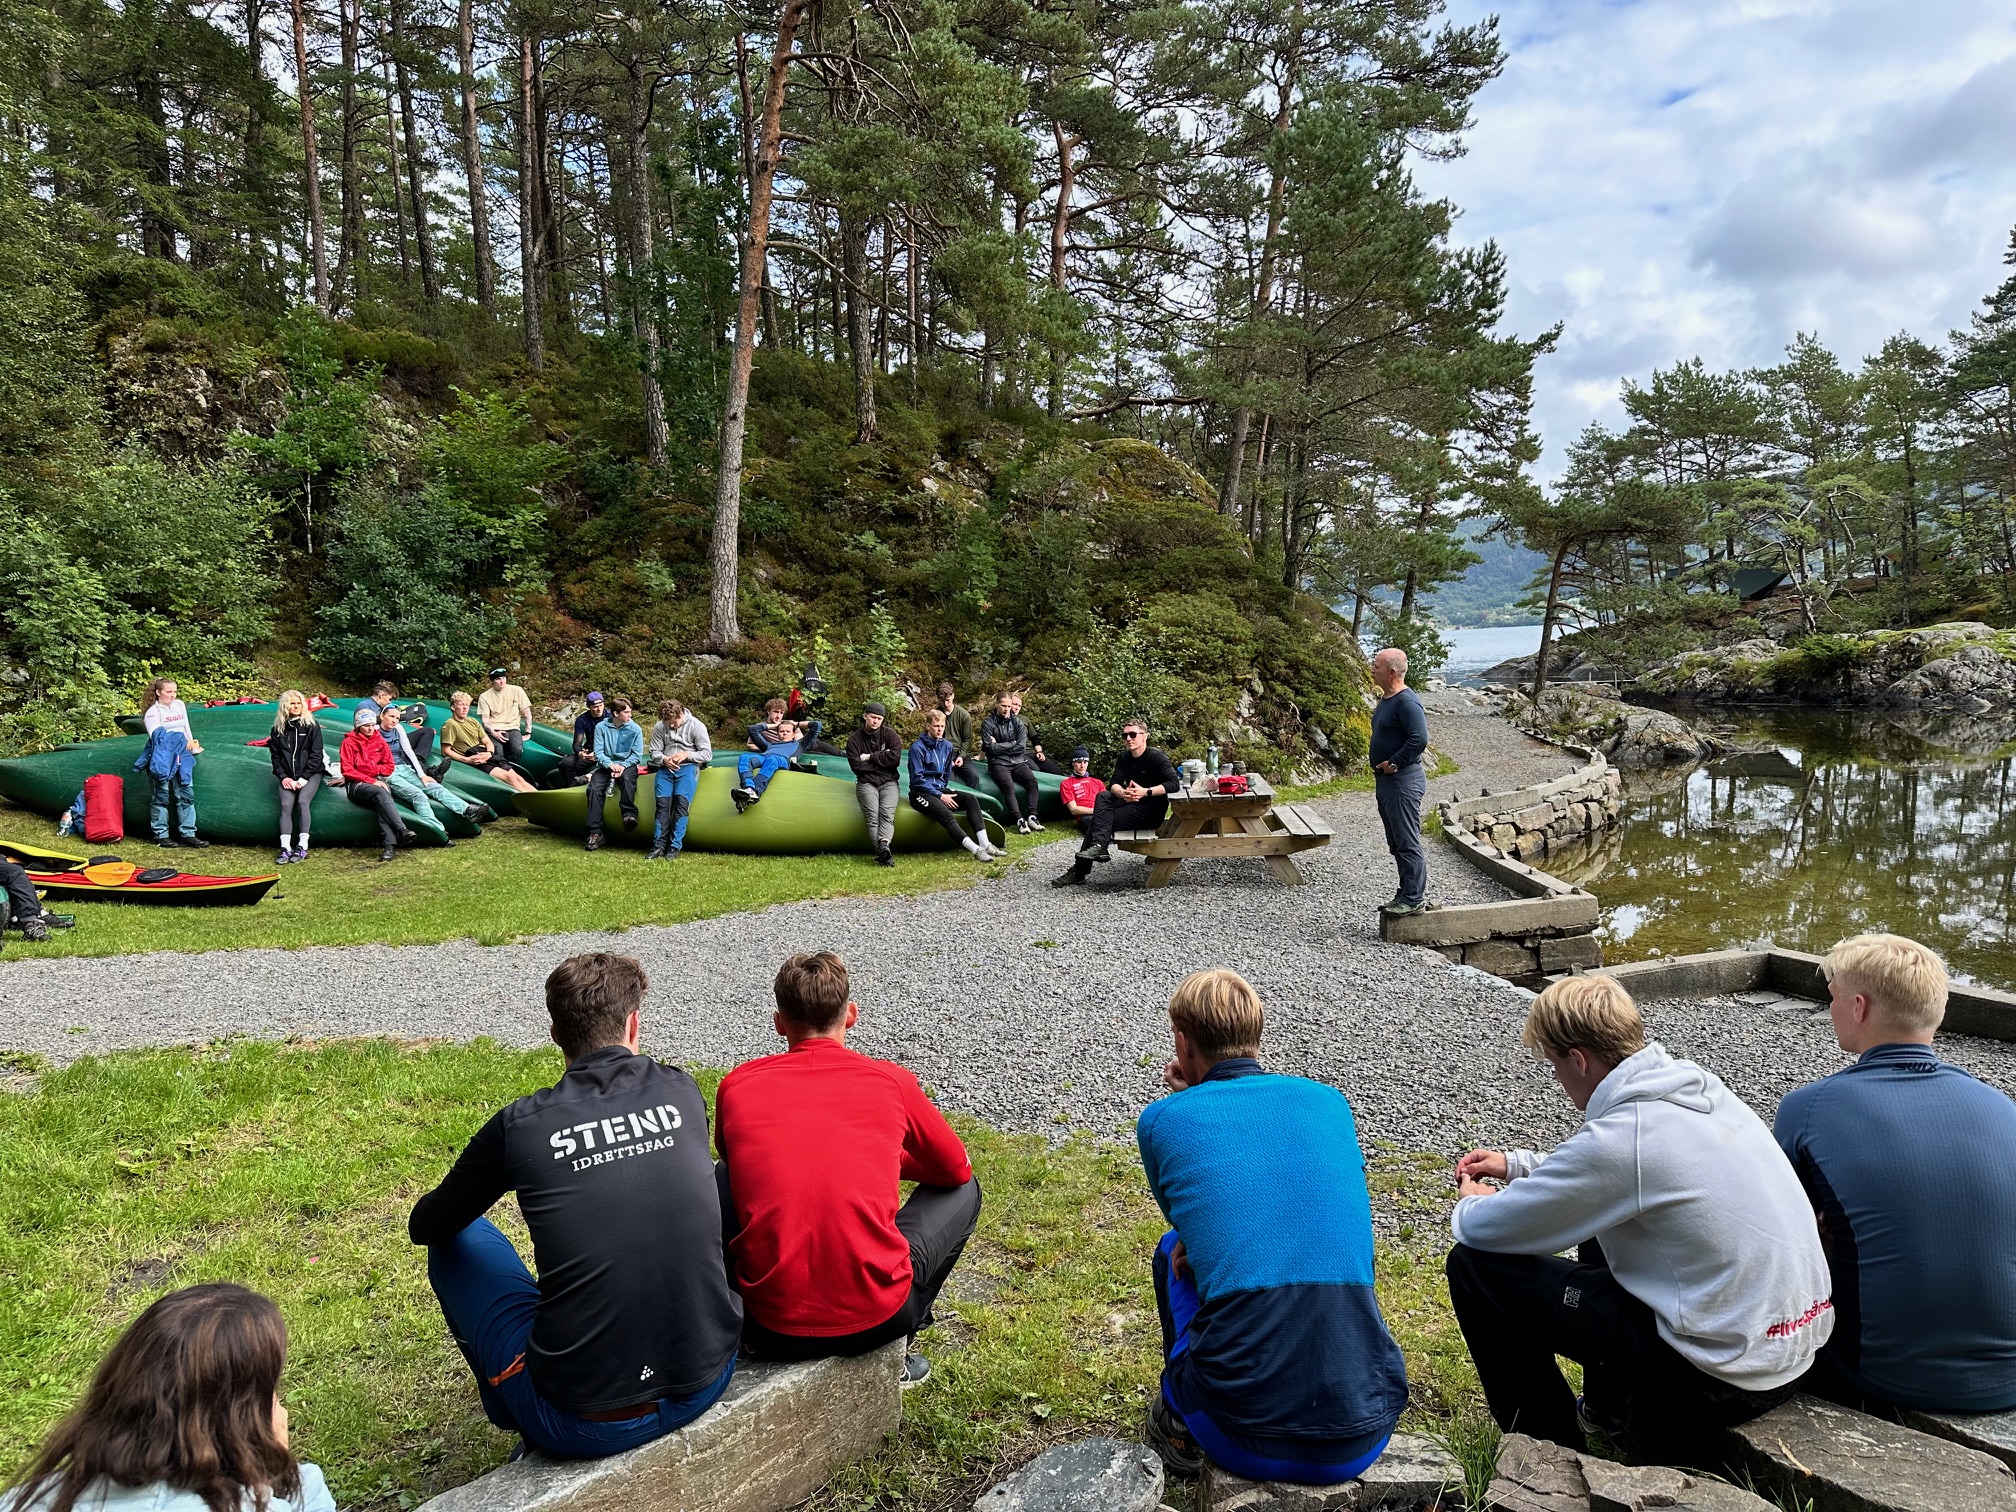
[586,691,605,704]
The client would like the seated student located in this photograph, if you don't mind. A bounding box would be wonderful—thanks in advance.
[907,709,998,862]
[0,853,53,942]
[366,680,435,765]
[441,691,538,793]
[584,697,644,851]
[981,692,1044,835]
[341,706,416,862]
[745,697,790,751]
[1139,969,1407,1483]
[0,1282,336,1512]
[847,702,903,867]
[934,682,976,784]
[1447,975,1832,1460]
[1775,933,2016,1414]
[715,951,980,1385]
[1054,720,1177,886]
[555,692,608,786]
[409,953,741,1460]
[269,689,325,864]
[1059,746,1105,835]
[378,705,493,828]
[479,667,534,768]
[646,698,711,860]
[1031,741,1067,776]
[732,719,801,813]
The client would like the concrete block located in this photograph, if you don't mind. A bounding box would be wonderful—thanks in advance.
[1465,938,1539,977]
[1906,1407,2016,1473]
[1537,934,1604,972]
[1719,1394,2016,1512]
[1593,950,1768,1001]
[975,1438,1163,1512]
[1382,893,1600,947]
[415,1344,903,1512]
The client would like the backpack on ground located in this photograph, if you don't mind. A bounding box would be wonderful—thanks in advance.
[82,773,125,843]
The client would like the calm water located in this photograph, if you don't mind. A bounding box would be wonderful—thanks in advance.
[1440,625,1543,683]
[1557,708,2016,989]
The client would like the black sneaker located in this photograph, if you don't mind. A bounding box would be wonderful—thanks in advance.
[621,814,638,832]
[900,1353,931,1389]
[876,849,895,867]
[1146,1395,1203,1479]
[156,838,180,849]
[179,836,211,849]
[20,919,51,943]
[1052,868,1088,887]
[1084,843,1111,864]
[645,843,667,861]
[379,846,397,862]
[395,829,418,846]
[468,803,498,824]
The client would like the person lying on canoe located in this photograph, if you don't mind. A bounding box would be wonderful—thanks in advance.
[745,698,789,751]
[341,706,416,862]
[731,721,802,814]
[378,706,493,828]
[440,692,537,794]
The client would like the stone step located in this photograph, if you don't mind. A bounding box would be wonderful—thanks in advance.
[414,1343,902,1512]
[1718,1394,2016,1512]
[1486,1433,1773,1512]
[972,1438,1164,1511]
[1905,1407,2016,1474]
[1200,1431,1461,1509]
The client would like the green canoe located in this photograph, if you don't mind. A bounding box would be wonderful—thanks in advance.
[0,735,460,848]
[513,767,1007,854]
[703,747,1068,821]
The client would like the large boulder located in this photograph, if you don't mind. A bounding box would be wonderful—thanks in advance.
[1506,687,1721,768]
[1719,1395,2016,1512]
[1486,1433,1774,1512]
[973,1439,1164,1512]
[1873,643,2016,711]
[1638,623,2016,708]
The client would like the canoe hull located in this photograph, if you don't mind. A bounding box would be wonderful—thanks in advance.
[28,867,279,906]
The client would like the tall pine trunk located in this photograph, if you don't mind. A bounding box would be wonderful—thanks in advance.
[332,0,364,308]
[289,0,329,309]
[709,0,812,648]
[622,47,669,465]
[1046,123,1078,419]
[455,0,495,310]
[517,31,544,368]
[1530,544,1569,702]
[842,211,876,442]
[389,0,439,302]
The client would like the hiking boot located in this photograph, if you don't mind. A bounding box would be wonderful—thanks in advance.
[645,842,667,861]
[380,846,397,862]
[900,1352,931,1389]
[585,833,605,852]
[1383,899,1435,917]
[179,836,211,849]
[20,919,51,943]
[1083,843,1111,864]
[468,803,498,824]
[1052,868,1088,887]
[395,829,418,847]
[1146,1396,1203,1479]
[156,837,180,849]
[875,848,894,867]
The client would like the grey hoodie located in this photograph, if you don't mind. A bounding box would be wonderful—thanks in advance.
[1451,1042,1833,1390]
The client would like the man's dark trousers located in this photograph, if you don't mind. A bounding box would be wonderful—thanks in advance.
[720,1167,983,1360]
[1,857,41,926]
[1444,1241,1800,1462]
[585,764,640,834]
[1069,790,1166,877]
[1375,764,1427,906]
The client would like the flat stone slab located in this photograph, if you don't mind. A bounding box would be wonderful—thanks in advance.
[973,1438,1163,1511]
[1487,1435,1773,1512]
[1720,1395,2016,1512]
[1905,1407,2016,1473]
[1380,894,1599,948]
[415,1343,902,1512]
[1203,1432,1460,1509]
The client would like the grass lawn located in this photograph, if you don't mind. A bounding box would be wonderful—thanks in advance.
[0,815,996,959]
[0,1040,1491,1511]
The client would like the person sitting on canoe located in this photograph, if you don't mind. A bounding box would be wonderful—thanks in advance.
[584,697,645,851]
[907,710,998,862]
[140,677,207,850]
[1,853,54,942]
[745,698,790,751]
[367,680,435,766]
[555,692,608,787]
[269,689,324,866]
[378,706,493,829]
[441,692,537,794]
[478,667,534,769]
[731,721,802,814]
[646,698,711,861]
[341,706,416,862]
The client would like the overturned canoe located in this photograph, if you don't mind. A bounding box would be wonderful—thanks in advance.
[513,767,1007,854]
[702,748,1067,821]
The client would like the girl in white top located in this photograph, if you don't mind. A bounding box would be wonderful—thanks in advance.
[140,679,204,754]
[0,1283,334,1512]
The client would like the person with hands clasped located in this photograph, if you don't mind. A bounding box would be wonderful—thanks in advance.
[584,698,644,851]
[646,699,710,860]
[1054,721,1177,887]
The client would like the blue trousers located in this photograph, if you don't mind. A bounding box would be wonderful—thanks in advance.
[737,752,790,796]
[1155,1232,1390,1484]
[1375,765,1427,906]
[427,1219,734,1460]
[653,763,700,851]
[147,774,196,840]
[387,767,474,818]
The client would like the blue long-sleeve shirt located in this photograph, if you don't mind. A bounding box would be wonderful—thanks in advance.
[1774,1043,2016,1411]
[592,717,644,768]
[1137,1060,1407,1450]
[1368,687,1427,771]
[908,734,956,795]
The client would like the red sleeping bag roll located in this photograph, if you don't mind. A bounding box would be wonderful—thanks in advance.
[83,773,125,843]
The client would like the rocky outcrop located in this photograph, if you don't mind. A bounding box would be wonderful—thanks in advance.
[1200,1431,1462,1508]
[1502,687,1723,768]
[1639,623,2016,709]
[1486,1434,1773,1512]
[973,1439,1163,1512]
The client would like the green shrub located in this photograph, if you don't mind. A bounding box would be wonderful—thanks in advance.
[0,517,123,753]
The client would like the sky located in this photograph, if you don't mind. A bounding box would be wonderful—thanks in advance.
[1414,0,2016,476]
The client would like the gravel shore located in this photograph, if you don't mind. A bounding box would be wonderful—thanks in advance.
[27,695,1999,1174]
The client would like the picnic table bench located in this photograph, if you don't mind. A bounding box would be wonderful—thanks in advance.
[1113,773,1333,887]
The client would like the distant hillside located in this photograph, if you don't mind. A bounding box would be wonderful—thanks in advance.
[1428,524,1546,627]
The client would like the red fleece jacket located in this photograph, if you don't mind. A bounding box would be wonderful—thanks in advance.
[339,729,393,783]
[716,1038,972,1335]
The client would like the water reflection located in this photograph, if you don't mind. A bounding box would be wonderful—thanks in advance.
[1586,708,2016,988]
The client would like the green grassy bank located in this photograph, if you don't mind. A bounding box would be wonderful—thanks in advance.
[0,1040,1488,1510]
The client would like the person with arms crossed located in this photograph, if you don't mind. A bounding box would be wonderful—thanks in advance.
[555,692,608,787]
[409,953,741,1459]
[847,702,903,866]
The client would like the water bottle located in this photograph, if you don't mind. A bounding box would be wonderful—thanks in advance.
[1206,741,1220,778]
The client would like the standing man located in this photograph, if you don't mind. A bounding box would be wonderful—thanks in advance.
[1054,720,1178,887]
[646,698,711,861]
[847,702,903,867]
[1369,648,1430,916]
[479,667,534,769]
[584,697,644,851]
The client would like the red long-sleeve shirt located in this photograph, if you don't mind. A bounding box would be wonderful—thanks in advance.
[339,729,393,783]
[715,1038,972,1335]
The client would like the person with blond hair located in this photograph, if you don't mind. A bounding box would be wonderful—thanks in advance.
[1775,934,2016,1413]
[714,952,979,1386]
[1137,969,1407,1484]
[441,691,537,793]
[1446,974,1832,1459]
[268,690,324,864]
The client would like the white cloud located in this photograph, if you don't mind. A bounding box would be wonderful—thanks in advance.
[1417,0,2016,476]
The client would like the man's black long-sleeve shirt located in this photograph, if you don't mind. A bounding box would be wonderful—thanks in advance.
[1110,745,1180,795]
[409,1046,743,1411]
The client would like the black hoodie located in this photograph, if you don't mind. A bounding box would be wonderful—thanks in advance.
[846,722,903,785]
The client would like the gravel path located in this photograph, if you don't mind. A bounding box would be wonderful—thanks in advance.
[4,695,1834,1169]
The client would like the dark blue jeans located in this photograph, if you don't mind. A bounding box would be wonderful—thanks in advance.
[1375,765,1427,906]
[1155,1231,1391,1484]
[427,1219,734,1460]
[148,773,196,840]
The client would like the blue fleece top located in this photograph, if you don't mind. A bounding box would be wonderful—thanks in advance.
[593,717,644,767]
[908,734,956,795]
[1137,1060,1407,1448]
[1368,688,1427,771]
[1774,1043,2016,1411]
[134,728,195,783]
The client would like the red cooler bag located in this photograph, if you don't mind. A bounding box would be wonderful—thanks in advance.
[83,773,125,843]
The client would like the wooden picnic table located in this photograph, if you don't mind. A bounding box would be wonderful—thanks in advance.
[1112,773,1334,888]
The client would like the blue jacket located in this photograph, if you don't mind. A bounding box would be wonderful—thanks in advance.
[1369,688,1427,771]
[1138,1060,1407,1447]
[908,734,956,795]
[593,718,644,768]
[134,728,195,783]
[1775,1043,2016,1411]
